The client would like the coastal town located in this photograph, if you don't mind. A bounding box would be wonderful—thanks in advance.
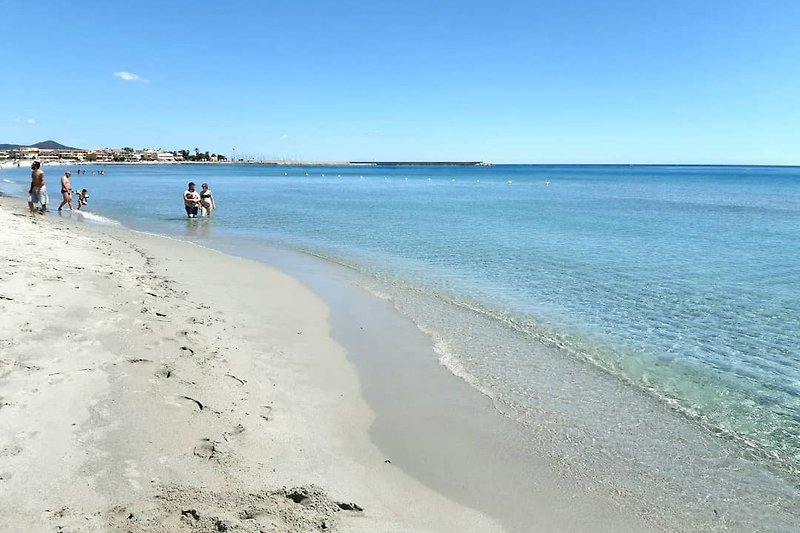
[0,141,491,166]
[0,142,226,164]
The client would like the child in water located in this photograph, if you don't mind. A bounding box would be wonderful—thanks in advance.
[76,188,89,210]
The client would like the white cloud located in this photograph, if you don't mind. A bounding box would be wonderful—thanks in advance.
[113,71,144,82]
[26,118,36,125]
[279,134,289,140]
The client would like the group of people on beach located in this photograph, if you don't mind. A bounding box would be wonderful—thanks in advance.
[26,163,214,219]
[183,181,215,218]
[27,162,89,214]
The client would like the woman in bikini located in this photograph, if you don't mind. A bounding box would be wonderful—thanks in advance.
[199,182,216,217]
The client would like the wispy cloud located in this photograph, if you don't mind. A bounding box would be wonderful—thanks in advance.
[26,118,36,125]
[113,71,145,82]
[279,134,289,140]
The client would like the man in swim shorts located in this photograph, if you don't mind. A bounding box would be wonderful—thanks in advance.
[183,181,201,218]
[58,170,73,211]
[28,161,48,215]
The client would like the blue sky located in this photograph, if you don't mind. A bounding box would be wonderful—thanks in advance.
[2,0,799,164]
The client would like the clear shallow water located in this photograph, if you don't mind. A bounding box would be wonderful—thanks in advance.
[4,163,800,529]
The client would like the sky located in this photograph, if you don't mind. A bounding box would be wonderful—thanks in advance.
[2,0,799,164]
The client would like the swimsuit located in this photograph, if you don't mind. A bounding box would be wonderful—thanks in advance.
[185,190,200,216]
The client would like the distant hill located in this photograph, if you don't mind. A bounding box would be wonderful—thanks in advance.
[33,140,80,150]
[0,140,80,150]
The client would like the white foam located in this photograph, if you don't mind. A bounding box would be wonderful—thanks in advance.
[421,324,499,404]
[76,211,121,226]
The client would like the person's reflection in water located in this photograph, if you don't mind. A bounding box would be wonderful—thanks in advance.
[183,216,213,240]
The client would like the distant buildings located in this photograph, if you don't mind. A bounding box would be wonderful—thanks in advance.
[0,147,222,163]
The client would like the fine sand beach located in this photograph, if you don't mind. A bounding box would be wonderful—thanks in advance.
[0,195,512,533]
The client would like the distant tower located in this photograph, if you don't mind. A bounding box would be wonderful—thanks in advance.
[232,147,236,163]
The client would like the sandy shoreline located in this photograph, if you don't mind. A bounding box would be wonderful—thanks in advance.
[0,195,505,532]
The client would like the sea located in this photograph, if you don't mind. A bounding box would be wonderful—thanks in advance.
[2,163,799,531]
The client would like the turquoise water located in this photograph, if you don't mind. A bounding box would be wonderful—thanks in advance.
[3,163,800,529]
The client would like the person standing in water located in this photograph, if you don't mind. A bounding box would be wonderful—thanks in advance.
[199,182,216,216]
[28,161,48,215]
[183,181,201,218]
[58,170,74,212]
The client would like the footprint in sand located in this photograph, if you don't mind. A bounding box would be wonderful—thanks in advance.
[140,307,168,318]
[0,430,37,457]
[154,365,174,379]
[0,339,19,349]
[0,444,23,457]
[224,373,246,385]
[222,424,245,442]
[178,395,204,411]
[193,438,217,461]
[260,405,273,422]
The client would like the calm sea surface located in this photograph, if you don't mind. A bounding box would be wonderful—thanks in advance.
[3,163,799,530]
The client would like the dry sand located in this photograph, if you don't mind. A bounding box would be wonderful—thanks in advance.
[0,195,504,533]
